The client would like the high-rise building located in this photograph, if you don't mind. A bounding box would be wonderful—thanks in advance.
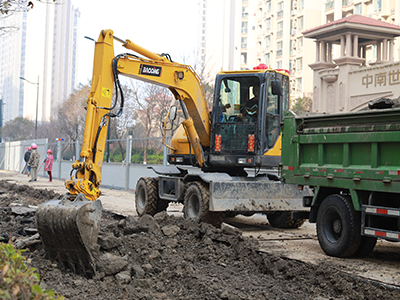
[198,0,240,83]
[200,0,400,104]
[0,0,79,124]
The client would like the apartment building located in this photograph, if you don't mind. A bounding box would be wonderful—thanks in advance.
[0,1,79,124]
[200,0,400,104]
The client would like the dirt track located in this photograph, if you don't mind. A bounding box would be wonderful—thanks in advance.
[1,170,400,299]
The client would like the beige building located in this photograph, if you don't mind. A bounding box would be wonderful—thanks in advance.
[200,0,400,106]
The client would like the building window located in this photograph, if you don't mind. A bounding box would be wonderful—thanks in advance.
[325,0,334,10]
[355,3,362,14]
[265,18,271,31]
[265,35,270,48]
[374,0,381,12]
[297,16,304,31]
[296,78,302,91]
[241,52,247,64]
[277,21,283,38]
[277,1,284,18]
[242,21,248,33]
[241,37,247,49]
[289,40,294,56]
[242,6,248,18]
[297,37,303,50]
[265,53,270,65]
[296,57,303,71]
[276,61,283,69]
[298,0,304,10]
[266,0,271,12]
[276,41,283,57]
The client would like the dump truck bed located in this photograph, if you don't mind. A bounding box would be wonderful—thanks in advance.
[281,108,400,193]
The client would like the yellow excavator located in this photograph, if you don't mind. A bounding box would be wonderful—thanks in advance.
[36,29,310,278]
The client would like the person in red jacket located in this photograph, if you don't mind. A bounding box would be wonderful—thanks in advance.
[44,149,54,182]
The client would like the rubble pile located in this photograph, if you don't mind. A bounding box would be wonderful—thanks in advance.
[1,180,400,299]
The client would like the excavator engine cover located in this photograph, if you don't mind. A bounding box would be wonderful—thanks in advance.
[35,193,102,278]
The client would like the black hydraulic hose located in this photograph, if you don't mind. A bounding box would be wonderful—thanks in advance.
[92,53,133,163]
[160,53,173,62]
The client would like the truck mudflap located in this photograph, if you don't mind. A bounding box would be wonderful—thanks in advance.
[209,180,312,212]
[35,193,102,278]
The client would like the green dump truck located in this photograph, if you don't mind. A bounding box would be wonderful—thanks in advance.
[281,108,400,258]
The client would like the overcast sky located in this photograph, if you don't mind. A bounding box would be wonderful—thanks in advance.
[74,0,200,85]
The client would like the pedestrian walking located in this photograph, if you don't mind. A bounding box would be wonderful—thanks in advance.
[28,143,40,182]
[44,149,54,182]
[22,147,32,176]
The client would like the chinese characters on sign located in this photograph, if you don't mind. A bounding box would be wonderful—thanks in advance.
[362,70,400,88]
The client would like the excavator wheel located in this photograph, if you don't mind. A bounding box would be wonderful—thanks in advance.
[267,211,305,229]
[135,177,168,217]
[183,181,225,227]
[35,193,102,278]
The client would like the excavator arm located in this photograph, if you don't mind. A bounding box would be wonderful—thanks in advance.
[65,29,210,201]
[35,29,211,278]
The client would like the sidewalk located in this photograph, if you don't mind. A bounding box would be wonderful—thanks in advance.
[0,170,139,216]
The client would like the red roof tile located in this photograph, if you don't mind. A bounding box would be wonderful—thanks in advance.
[303,14,400,34]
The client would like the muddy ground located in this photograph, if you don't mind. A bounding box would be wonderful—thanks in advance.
[1,180,400,300]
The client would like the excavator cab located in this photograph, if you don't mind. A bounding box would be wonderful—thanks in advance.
[207,70,289,173]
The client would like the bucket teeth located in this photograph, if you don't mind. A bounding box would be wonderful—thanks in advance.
[36,193,102,278]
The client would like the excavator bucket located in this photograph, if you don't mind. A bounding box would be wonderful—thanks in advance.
[35,193,102,278]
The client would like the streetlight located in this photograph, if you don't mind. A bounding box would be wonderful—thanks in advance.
[19,76,39,139]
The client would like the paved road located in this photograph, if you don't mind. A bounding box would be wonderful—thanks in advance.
[1,169,400,288]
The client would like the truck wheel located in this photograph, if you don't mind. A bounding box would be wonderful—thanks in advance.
[267,211,305,228]
[316,194,361,257]
[135,177,167,216]
[353,236,377,257]
[183,181,225,227]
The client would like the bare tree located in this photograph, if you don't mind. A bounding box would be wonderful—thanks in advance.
[130,82,173,164]
[55,83,89,142]
[105,83,137,162]
[0,117,34,141]
[0,0,63,35]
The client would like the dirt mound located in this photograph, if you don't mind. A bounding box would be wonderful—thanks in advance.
[1,181,400,299]
[0,180,62,206]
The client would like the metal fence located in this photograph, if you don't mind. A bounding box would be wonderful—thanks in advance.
[0,137,171,191]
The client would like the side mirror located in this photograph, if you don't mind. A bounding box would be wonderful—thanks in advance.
[169,106,177,121]
[271,79,283,96]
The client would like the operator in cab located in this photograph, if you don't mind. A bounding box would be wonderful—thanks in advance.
[239,84,259,122]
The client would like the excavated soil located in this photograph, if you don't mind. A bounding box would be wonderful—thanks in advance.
[1,180,400,300]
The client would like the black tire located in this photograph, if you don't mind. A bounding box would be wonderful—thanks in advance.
[135,177,168,216]
[353,236,377,257]
[316,194,361,258]
[267,211,305,228]
[183,181,225,227]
